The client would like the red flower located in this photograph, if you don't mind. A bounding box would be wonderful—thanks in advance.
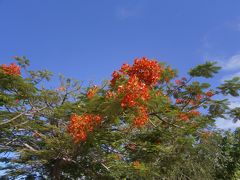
[133,106,149,127]
[189,110,200,116]
[108,58,165,128]
[87,85,98,99]
[110,71,121,86]
[179,113,189,122]
[67,114,102,143]
[1,63,21,76]
[196,94,202,101]
[118,75,150,108]
[56,86,66,92]
[206,91,214,97]
[175,79,182,85]
[119,63,131,74]
[176,98,184,104]
[110,57,163,87]
[133,161,141,167]
[128,57,162,86]
[105,91,116,99]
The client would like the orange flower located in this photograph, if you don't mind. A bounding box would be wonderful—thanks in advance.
[67,114,102,143]
[133,161,141,168]
[196,94,202,101]
[105,91,116,99]
[119,63,131,74]
[176,98,184,104]
[205,91,214,97]
[109,58,164,128]
[87,85,98,99]
[110,57,163,87]
[1,63,21,76]
[127,57,162,86]
[118,75,150,108]
[189,110,200,116]
[110,71,121,86]
[56,86,66,92]
[179,113,189,122]
[133,106,149,127]
[175,79,182,85]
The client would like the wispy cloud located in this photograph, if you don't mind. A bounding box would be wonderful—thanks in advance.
[116,7,138,19]
[221,71,240,82]
[115,1,146,20]
[219,54,240,71]
[216,118,240,130]
[217,53,240,82]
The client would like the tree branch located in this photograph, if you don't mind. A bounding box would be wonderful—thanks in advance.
[149,112,183,129]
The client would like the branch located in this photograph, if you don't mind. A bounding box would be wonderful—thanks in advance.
[23,143,37,151]
[149,113,183,129]
[101,162,110,171]
[0,111,26,126]
[149,119,157,127]
[0,106,47,126]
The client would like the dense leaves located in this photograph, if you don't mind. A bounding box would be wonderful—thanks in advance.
[0,57,240,179]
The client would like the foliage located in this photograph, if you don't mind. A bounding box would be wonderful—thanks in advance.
[0,56,239,179]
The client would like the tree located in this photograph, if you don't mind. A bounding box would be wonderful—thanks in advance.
[0,56,239,179]
[215,128,240,179]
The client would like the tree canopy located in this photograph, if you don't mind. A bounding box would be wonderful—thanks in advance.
[0,57,239,179]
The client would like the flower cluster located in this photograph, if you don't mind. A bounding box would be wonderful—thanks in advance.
[126,57,162,86]
[175,77,187,86]
[176,90,214,106]
[105,91,116,99]
[133,106,149,127]
[132,161,141,168]
[175,98,184,104]
[112,57,163,87]
[179,113,190,121]
[117,75,150,108]
[56,86,66,92]
[205,91,214,98]
[87,85,98,99]
[189,110,201,116]
[1,63,21,76]
[178,110,200,121]
[68,114,102,143]
[108,57,165,127]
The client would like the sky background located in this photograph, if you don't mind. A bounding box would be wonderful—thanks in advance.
[0,0,240,129]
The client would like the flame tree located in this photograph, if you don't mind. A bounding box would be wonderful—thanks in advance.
[0,57,239,179]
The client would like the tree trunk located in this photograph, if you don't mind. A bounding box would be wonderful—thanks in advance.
[50,159,61,180]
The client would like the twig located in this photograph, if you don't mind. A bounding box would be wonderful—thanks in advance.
[23,143,37,151]
[149,113,183,129]
[149,119,157,127]
[101,162,110,171]
[0,106,47,126]
[0,111,26,126]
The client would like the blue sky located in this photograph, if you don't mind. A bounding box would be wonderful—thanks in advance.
[0,0,240,129]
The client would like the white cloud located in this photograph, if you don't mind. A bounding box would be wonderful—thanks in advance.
[219,54,240,71]
[216,118,240,130]
[221,71,240,82]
